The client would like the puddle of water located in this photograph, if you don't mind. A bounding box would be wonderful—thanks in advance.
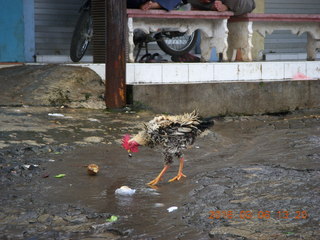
[39,144,211,239]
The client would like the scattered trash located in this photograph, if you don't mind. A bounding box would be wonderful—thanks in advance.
[106,215,118,222]
[54,174,66,178]
[88,118,100,122]
[195,146,200,149]
[115,186,136,196]
[48,159,55,162]
[154,203,164,207]
[48,113,65,117]
[48,113,73,119]
[87,164,99,175]
[21,164,39,170]
[167,206,178,212]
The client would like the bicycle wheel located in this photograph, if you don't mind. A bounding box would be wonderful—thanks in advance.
[70,10,92,62]
[156,30,199,57]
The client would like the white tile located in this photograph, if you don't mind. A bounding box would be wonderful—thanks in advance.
[306,61,320,79]
[134,64,162,83]
[261,62,284,80]
[214,63,238,81]
[284,62,307,79]
[162,63,189,83]
[238,62,262,80]
[188,63,214,82]
[126,63,135,84]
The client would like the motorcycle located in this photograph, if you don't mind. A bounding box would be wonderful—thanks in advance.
[70,0,198,62]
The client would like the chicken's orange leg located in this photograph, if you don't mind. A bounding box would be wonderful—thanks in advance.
[147,165,170,185]
[169,157,186,182]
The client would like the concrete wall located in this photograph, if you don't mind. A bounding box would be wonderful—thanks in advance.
[132,80,320,116]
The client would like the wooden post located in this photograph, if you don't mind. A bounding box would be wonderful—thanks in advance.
[105,0,127,108]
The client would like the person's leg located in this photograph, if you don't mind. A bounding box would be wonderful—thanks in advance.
[140,1,162,10]
[214,0,228,12]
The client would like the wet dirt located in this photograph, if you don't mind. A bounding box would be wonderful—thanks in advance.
[0,65,105,109]
[0,106,319,239]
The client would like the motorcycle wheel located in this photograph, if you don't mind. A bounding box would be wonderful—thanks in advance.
[70,10,92,62]
[156,30,199,57]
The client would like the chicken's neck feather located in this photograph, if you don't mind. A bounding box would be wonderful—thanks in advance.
[130,130,149,146]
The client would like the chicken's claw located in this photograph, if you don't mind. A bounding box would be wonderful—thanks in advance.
[147,177,162,186]
[147,165,170,186]
[168,172,186,182]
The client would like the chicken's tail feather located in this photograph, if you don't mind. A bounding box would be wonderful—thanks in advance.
[198,116,214,131]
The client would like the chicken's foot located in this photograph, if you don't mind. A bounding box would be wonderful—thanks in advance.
[168,157,186,182]
[147,165,170,185]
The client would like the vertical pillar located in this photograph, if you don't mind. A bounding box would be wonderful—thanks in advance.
[105,0,127,108]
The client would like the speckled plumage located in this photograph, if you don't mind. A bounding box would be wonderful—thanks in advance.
[131,111,208,164]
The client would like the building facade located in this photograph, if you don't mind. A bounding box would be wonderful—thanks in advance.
[0,0,319,63]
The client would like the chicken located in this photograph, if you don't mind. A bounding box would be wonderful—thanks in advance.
[121,111,214,185]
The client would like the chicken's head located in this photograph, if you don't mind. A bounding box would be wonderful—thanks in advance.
[121,134,140,155]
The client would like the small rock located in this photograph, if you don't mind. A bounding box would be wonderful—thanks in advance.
[38,214,51,223]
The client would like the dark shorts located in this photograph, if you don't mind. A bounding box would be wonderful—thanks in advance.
[127,0,182,11]
[187,0,256,15]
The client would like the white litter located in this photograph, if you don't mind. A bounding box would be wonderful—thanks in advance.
[154,203,165,207]
[167,206,178,212]
[115,186,136,196]
[48,113,65,117]
[21,164,39,170]
[88,118,100,122]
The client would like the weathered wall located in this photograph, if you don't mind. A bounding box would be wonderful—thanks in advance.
[132,80,320,116]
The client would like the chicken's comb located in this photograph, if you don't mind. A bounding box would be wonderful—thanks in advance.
[121,134,131,150]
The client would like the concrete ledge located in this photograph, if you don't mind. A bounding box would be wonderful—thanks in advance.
[131,80,320,116]
[57,61,320,84]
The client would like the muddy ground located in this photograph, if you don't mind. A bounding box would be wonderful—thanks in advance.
[0,106,319,240]
[0,65,319,239]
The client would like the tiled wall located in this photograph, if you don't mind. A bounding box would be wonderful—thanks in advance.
[65,61,320,84]
[125,61,320,84]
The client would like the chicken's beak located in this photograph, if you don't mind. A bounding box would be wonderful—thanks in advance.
[128,150,132,157]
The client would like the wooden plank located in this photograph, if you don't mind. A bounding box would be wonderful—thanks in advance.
[127,9,233,19]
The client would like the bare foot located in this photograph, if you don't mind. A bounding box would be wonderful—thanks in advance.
[140,1,162,10]
[214,0,228,12]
